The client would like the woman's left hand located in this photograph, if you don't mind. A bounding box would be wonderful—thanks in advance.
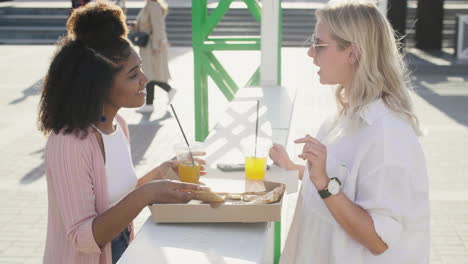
[294,135,329,189]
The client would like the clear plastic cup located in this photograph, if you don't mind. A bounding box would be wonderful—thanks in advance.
[241,137,271,180]
[174,142,204,184]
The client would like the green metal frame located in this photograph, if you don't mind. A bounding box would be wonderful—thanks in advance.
[192,0,281,141]
[192,1,282,263]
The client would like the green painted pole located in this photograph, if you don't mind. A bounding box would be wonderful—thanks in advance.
[193,0,209,141]
[274,221,281,264]
[202,0,234,39]
[274,2,283,262]
[242,0,261,23]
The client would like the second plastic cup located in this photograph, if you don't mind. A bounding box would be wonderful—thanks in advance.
[241,137,270,180]
[245,156,267,180]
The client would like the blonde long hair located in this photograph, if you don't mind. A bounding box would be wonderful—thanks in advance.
[316,0,421,135]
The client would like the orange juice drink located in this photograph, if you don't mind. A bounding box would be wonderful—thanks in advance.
[245,157,267,180]
[178,161,200,183]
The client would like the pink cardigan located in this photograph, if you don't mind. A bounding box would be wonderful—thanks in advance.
[43,115,134,264]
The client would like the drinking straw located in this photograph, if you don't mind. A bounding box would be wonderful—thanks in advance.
[254,100,259,158]
[170,104,195,166]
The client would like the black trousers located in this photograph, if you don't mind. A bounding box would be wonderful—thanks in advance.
[146,81,172,105]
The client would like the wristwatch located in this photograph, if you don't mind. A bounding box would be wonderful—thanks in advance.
[318,177,342,199]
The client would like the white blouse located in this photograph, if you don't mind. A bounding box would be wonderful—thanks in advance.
[280,99,430,264]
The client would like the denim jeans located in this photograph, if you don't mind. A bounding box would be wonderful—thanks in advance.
[111,227,130,264]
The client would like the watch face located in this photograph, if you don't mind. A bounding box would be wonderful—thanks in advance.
[328,179,340,195]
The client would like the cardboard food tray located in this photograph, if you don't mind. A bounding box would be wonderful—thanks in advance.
[149,181,283,223]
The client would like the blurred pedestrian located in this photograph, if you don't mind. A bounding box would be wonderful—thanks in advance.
[112,0,127,14]
[135,0,176,113]
[71,0,91,10]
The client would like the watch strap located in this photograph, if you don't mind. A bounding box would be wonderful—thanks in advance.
[318,187,332,199]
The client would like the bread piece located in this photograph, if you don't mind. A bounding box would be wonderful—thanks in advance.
[215,191,267,201]
[242,194,259,202]
[225,193,242,200]
[247,184,285,204]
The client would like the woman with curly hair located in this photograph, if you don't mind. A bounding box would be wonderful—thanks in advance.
[39,2,204,263]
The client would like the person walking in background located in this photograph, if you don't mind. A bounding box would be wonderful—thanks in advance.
[71,0,91,10]
[135,0,176,113]
[38,2,206,263]
[269,1,430,263]
[113,0,127,15]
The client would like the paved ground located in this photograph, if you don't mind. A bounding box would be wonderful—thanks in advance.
[0,43,467,264]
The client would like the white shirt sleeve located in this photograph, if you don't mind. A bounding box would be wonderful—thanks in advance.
[354,163,411,248]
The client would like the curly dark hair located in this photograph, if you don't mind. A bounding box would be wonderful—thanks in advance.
[38,0,132,137]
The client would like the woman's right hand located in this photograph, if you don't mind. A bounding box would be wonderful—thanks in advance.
[269,143,294,170]
[142,179,202,205]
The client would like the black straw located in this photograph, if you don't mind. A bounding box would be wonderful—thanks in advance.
[254,100,259,157]
[170,104,195,166]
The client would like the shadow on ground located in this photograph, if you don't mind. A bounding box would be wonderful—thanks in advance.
[411,74,468,128]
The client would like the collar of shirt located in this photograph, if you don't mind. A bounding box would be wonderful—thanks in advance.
[359,99,390,126]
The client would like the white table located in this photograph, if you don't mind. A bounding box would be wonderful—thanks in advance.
[118,167,297,264]
[118,219,275,264]
[119,86,297,264]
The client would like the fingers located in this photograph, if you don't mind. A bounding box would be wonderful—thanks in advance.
[171,181,202,191]
[298,152,319,161]
[295,135,326,159]
[271,143,284,150]
[302,143,325,156]
[172,184,211,203]
[294,135,321,145]
[198,181,207,186]
[192,151,206,157]
[299,146,323,159]
[170,160,179,170]
[270,143,287,154]
[194,158,206,165]
[169,190,195,203]
[176,186,211,192]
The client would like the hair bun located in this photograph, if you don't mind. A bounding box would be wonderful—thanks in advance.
[66,1,128,48]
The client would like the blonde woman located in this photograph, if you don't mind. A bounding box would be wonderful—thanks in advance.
[135,0,176,113]
[269,1,430,263]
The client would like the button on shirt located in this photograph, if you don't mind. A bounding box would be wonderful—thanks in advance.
[280,99,430,264]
